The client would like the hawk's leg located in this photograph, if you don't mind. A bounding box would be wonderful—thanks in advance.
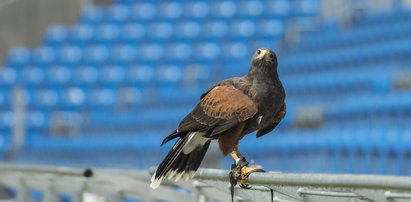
[229,146,264,189]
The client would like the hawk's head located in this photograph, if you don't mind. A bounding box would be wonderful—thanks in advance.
[252,48,277,67]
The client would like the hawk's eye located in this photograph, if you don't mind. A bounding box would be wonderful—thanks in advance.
[257,50,261,55]
[270,54,274,58]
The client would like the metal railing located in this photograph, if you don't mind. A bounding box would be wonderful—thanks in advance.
[1,164,411,202]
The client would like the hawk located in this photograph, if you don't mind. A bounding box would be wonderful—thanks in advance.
[151,48,286,189]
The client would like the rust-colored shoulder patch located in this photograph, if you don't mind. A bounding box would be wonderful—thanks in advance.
[200,85,257,121]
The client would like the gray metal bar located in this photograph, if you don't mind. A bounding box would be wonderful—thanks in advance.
[194,169,411,190]
[297,188,360,198]
[385,191,411,199]
[272,197,300,202]
[0,164,88,177]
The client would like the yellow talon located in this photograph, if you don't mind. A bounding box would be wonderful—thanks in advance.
[239,166,264,186]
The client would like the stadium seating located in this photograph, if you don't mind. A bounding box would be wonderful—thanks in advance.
[2,0,411,176]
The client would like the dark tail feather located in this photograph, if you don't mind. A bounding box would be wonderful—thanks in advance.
[151,133,211,189]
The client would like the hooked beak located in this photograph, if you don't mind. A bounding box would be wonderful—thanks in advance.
[256,50,271,61]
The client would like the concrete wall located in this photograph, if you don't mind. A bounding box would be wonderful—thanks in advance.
[0,0,85,65]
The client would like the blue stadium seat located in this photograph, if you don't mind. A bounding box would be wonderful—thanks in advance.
[127,65,155,84]
[237,1,264,17]
[0,88,10,109]
[202,20,229,38]
[95,23,121,42]
[61,86,89,108]
[32,46,56,66]
[211,1,237,18]
[21,65,45,86]
[6,46,31,66]
[46,65,72,85]
[57,45,83,65]
[264,0,291,17]
[90,88,118,108]
[158,2,183,20]
[292,0,320,16]
[73,65,99,85]
[69,24,95,44]
[0,67,18,87]
[183,62,213,83]
[155,64,183,85]
[130,3,157,21]
[257,19,285,37]
[27,110,49,130]
[222,41,249,59]
[138,43,164,61]
[231,20,256,38]
[117,86,145,107]
[110,44,137,64]
[101,65,126,85]
[176,21,201,39]
[164,42,192,61]
[186,1,209,19]
[31,88,59,109]
[0,110,12,133]
[84,45,110,64]
[193,41,221,60]
[148,22,174,39]
[120,23,146,42]
[80,5,105,24]
[44,25,69,45]
[106,4,131,23]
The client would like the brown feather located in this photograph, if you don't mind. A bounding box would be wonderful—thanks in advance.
[218,123,245,155]
[200,85,257,121]
[255,103,287,138]
[273,104,286,123]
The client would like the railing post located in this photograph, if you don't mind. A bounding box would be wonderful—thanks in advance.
[16,177,30,202]
[5,86,26,160]
[43,177,58,202]
[71,192,83,202]
[107,193,123,202]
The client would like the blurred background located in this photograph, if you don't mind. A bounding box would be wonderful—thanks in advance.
[0,0,411,177]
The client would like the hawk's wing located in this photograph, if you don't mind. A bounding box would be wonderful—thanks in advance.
[256,103,286,138]
[162,84,257,145]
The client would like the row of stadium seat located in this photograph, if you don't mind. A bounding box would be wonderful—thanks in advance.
[281,37,411,74]
[44,21,285,44]
[283,67,393,96]
[0,64,211,86]
[325,92,411,126]
[294,18,411,52]
[16,41,406,68]
[354,9,411,27]
[81,1,318,23]
[0,87,143,109]
[7,41,274,66]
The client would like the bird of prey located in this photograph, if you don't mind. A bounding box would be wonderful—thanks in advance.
[150,48,286,189]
